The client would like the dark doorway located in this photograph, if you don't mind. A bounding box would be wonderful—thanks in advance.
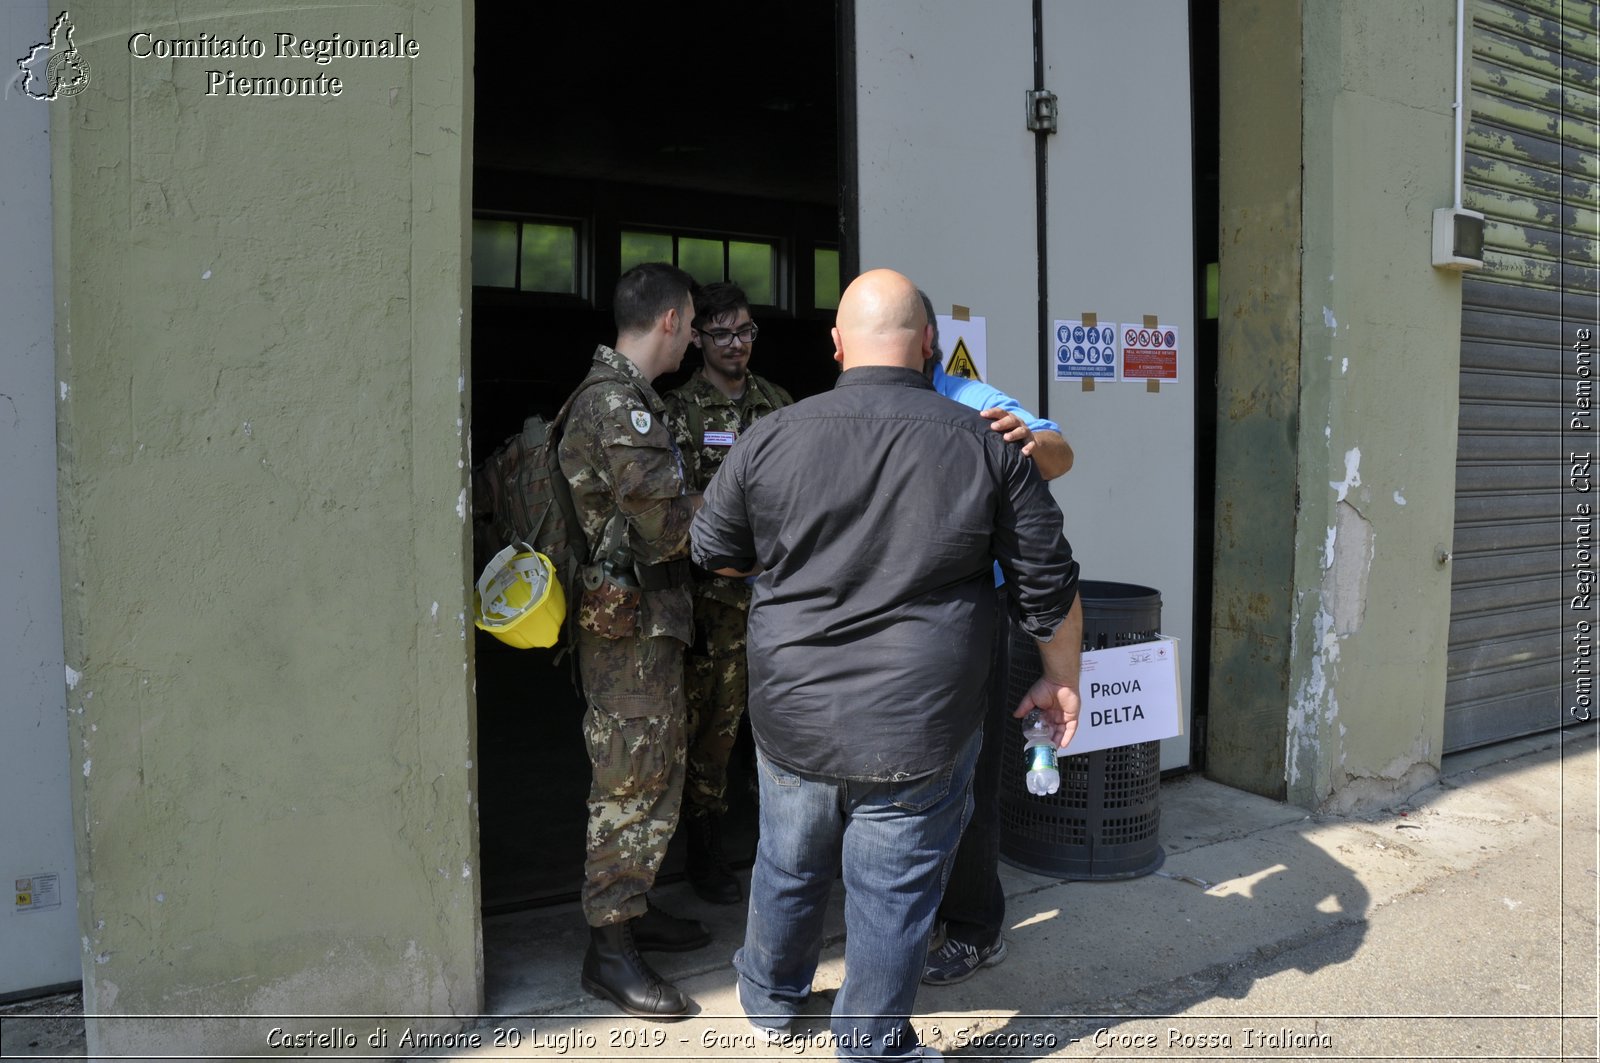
[471,2,843,913]
[1188,0,1218,773]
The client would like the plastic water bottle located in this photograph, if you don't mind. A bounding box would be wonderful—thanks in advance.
[1022,709,1061,796]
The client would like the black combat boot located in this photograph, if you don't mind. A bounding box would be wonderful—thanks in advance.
[632,902,712,952]
[685,810,742,905]
[581,920,691,1020]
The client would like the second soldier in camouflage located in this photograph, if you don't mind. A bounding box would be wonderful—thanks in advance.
[663,282,792,905]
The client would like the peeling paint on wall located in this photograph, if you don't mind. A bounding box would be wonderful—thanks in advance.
[1327,501,1374,637]
[1329,447,1362,502]
[1285,603,1338,790]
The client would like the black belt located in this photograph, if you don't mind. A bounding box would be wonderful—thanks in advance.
[635,558,691,591]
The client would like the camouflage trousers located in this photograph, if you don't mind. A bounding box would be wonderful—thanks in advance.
[576,629,687,927]
[683,595,750,818]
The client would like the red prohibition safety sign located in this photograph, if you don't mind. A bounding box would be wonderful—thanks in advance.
[1120,320,1181,381]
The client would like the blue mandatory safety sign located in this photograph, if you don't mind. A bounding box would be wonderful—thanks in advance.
[1056,344,1071,364]
[1057,323,1071,343]
[1087,326,1100,344]
[1073,325,1086,344]
[1073,345,1086,362]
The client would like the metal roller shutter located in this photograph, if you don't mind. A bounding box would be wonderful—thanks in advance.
[1447,0,1598,750]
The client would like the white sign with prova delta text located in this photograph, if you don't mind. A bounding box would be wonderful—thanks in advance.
[1061,638,1183,756]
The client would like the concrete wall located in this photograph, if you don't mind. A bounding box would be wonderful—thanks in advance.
[1210,0,1304,798]
[1,0,80,998]
[50,2,478,1053]
[1213,0,1463,809]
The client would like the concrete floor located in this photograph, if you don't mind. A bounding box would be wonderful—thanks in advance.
[3,726,1594,1061]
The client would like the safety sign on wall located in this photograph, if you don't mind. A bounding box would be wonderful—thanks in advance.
[934,314,987,382]
[13,872,61,914]
[1052,319,1118,380]
[1120,323,1181,382]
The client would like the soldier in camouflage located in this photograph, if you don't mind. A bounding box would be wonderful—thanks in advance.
[556,262,709,1021]
[663,282,792,905]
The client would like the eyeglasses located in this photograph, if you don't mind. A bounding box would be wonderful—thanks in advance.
[698,324,759,347]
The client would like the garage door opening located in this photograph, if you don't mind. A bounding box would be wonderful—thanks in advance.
[470,2,845,914]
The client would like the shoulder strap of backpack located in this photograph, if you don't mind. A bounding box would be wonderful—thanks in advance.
[685,395,706,457]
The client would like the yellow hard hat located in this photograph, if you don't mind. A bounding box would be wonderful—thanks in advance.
[473,543,566,649]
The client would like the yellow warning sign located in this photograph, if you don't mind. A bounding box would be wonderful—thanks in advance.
[945,338,982,381]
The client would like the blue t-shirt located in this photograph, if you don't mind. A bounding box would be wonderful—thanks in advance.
[932,361,1060,434]
[931,362,1060,586]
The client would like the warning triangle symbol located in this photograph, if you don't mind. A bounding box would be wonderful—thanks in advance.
[945,338,981,381]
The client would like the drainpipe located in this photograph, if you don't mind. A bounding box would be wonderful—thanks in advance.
[1452,0,1465,210]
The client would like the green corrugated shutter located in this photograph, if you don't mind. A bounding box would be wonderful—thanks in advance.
[1448,0,1598,749]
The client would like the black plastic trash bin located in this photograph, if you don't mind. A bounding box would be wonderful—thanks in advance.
[997,580,1165,880]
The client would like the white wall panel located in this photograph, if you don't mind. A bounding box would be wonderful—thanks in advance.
[854,0,1196,768]
[1042,1,1196,768]
[0,0,81,997]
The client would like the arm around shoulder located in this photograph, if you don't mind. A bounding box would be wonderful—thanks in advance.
[1030,429,1074,479]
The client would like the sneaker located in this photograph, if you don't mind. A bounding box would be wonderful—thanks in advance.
[747,1022,788,1047]
[920,936,1007,986]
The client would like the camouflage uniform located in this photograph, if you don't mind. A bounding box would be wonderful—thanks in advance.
[558,345,697,928]
[663,370,793,817]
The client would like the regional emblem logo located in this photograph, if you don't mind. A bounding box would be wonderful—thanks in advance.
[630,410,652,434]
[16,12,91,101]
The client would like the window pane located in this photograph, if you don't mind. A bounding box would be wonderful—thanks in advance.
[813,248,841,310]
[678,238,724,286]
[729,241,776,305]
[520,223,577,294]
[472,220,518,288]
[620,231,673,272]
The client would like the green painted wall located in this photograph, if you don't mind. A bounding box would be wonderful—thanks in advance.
[1214,0,1464,809]
[51,3,479,1054]
[1210,0,1304,798]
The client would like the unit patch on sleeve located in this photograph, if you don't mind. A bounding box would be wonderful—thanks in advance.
[702,431,736,447]
[630,410,652,434]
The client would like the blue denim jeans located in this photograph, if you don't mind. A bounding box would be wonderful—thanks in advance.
[734,728,980,1061]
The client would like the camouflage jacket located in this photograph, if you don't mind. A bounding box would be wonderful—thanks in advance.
[557,345,695,643]
[664,370,792,608]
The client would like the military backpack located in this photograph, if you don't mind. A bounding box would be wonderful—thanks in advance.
[471,389,586,653]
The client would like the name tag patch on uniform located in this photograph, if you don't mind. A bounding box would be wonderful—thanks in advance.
[702,431,736,447]
[630,410,652,434]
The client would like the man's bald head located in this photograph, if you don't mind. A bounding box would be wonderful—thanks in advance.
[831,269,932,371]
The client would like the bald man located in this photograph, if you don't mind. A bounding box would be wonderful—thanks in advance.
[691,269,1083,1061]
